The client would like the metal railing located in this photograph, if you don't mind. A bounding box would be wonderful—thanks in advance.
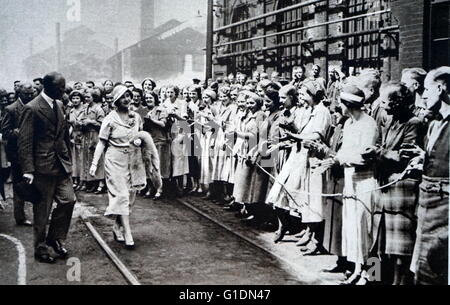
[214,9,391,49]
[215,25,399,59]
[214,0,325,32]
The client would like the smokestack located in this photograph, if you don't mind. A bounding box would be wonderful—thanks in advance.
[206,0,213,80]
[30,37,33,56]
[184,54,193,74]
[56,22,61,71]
[140,0,155,41]
[114,37,119,54]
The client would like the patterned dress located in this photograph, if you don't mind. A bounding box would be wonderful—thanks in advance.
[145,106,172,179]
[165,99,189,178]
[212,103,238,183]
[81,103,105,182]
[68,105,85,179]
[320,118,346,257]
[199,106,215,185]
[374,115,421,257]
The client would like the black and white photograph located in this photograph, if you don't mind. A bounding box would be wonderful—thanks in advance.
[0,0,449,291]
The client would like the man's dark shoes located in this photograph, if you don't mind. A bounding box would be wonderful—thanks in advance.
[86,186,96,193]
[34,253,56,264]
[223,202,239,212]
[47,240,69,259]
[17,220,33,227]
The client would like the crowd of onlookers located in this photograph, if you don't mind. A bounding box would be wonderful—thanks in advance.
[0,63,448,285]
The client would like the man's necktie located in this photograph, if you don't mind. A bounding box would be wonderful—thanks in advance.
[52,100,59,125]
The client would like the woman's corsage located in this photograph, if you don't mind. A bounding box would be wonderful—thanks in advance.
[133,138,142,147]
[128,112,136,128]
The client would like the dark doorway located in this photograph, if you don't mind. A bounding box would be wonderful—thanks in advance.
[427,0,450,69]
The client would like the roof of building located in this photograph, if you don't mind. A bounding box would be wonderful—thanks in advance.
[24,26,113,62]
[107,18,205,62]
[144,19,183,39]
[63,25,95,41]
[23,26,114,77]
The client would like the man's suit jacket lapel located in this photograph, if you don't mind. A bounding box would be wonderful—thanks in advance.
[37,96,57,128]
[15,99,24,123]
[55,102,65,136]
[16,99,24,112]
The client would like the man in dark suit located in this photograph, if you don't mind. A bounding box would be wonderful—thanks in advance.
[1,82,35,227]
[18,72,76,264]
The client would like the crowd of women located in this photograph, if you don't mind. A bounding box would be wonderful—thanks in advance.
[17,63,446,286]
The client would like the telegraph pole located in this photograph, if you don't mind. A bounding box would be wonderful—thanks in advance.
[206,0,214,81]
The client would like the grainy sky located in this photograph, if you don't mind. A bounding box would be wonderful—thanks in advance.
[0,0,206,88]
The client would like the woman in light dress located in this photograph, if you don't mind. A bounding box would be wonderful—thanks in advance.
[198,89,217,197]
[90,85,148,249]
[80,88,106,194]
[186,85,203,195]
[143,91,168,200]
[230,91,267,222]
[223,90,248,212]
[211,86,238,203]
[267,80,332,255]
[331,84,379,285]
[165,85,189,195]
[266,84,312,242]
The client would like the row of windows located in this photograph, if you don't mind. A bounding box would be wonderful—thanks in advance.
[215,0,398,79]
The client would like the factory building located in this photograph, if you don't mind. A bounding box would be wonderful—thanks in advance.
[211,0,449,81]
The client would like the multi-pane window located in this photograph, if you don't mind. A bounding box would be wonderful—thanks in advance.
[214,0,399,79]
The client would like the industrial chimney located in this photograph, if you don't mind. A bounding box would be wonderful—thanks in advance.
[140,0,155,40]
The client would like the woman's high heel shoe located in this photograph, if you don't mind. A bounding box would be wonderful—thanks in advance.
[188,187,199,195]
[273,227,288,244]
[204,193,215,201]
[124,235,135,250]
[296,231,312,247]
[125,243,135,250]
[112,227,125,244]
[153,192,162,201]
[94,186,104,195]
[340,272,362,285]
[195,187,204,196]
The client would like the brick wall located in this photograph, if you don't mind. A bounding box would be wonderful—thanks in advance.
[391,0,426,78]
